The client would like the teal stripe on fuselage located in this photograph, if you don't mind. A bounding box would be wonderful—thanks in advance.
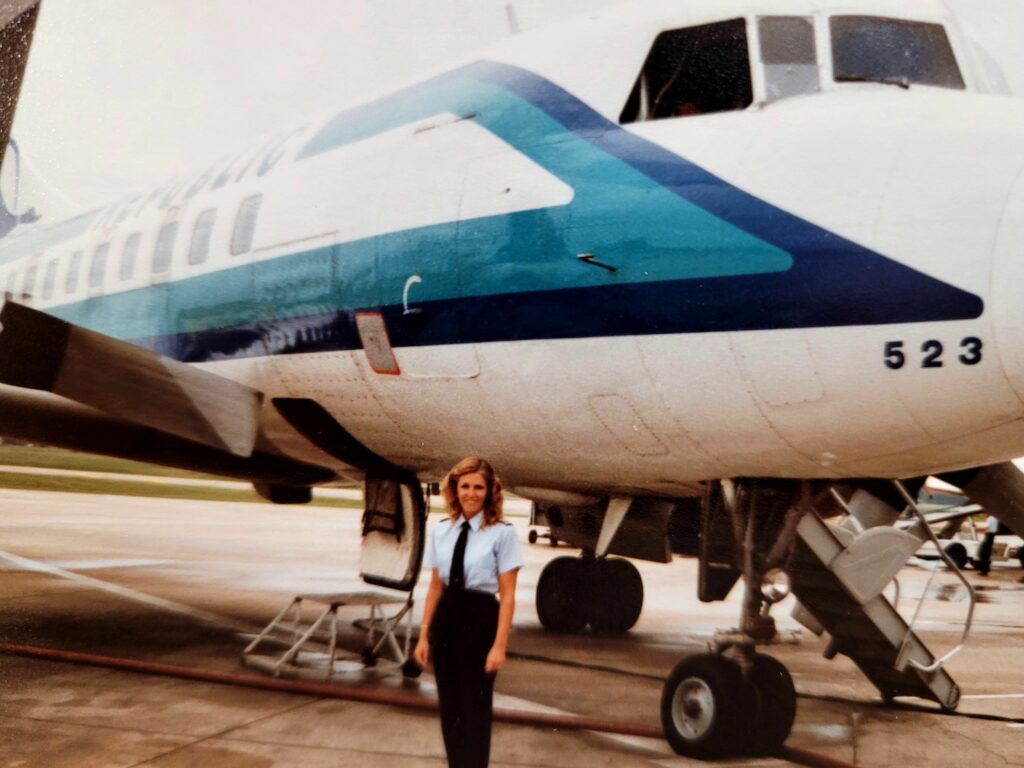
[303,63,793,290]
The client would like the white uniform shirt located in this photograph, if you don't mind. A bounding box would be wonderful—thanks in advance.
[425,513,523,594]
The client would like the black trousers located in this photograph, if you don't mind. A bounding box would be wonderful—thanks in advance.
[977,532,996,574]
[430,589,499,768]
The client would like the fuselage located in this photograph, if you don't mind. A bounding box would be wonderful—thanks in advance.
[3,0,1024,496]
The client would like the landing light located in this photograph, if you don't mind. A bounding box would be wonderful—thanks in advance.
[761,568,790,604]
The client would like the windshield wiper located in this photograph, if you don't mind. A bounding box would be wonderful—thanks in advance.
[835,74,910,89]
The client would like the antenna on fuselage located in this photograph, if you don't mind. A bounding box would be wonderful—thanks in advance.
[505,2,520,34]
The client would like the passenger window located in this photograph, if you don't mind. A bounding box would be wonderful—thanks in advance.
[188,208,217,265]
[89,243,110,290]
[831,16,964,89]
[231,194,262,255]
[152,220,179,276]
[42,259,58,300]
[621,18,752,123]
[66,251,83,294]
[22,264,37,299]
[120,232,141,280]
[759,16,819,100]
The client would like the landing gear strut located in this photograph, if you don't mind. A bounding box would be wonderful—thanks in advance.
[535,555,643,634]
[661,479,814,759]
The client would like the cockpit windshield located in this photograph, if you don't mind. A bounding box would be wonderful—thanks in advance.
[830,16,964,90]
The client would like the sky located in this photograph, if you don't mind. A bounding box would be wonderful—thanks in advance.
[5,0,1023,217]
[7,0,619,213]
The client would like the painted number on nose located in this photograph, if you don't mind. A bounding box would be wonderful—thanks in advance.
[884,337,983,370]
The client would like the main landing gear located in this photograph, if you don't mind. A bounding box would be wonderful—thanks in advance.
[535,555,643,634]
[660,479,814,759]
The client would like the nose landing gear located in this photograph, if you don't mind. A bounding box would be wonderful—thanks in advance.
[661,479,811,758]
[661,642,797,758]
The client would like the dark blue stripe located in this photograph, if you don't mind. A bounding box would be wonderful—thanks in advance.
[138,268,981,363]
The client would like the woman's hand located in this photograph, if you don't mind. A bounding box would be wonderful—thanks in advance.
[487,568,517,674]
[414,636,430,669]
[414,570,443,670]
[485,645,506,673]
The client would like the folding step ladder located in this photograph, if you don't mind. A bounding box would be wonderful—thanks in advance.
[788,485,975,710]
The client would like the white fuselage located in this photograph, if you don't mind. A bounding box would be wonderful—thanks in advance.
[3,0,1024,496]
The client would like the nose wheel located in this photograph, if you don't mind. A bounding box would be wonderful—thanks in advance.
[661,654,749,758]
[746,652,797,754]
[660,651,796,758]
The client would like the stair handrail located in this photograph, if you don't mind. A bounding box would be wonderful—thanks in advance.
[892,480,976,674]
[828,487,864,533]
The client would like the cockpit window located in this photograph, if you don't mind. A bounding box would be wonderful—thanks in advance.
[620,18,752,123]
[758,16,819,101]
[830,16,964,90]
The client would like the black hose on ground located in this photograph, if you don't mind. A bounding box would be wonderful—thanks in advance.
[0,641,858,768]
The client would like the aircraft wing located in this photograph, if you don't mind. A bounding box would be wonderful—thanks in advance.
[0,381,333,486]
[0,1,40,171]
[0,300,262,456]
[938,463,1024,538]
[898,503,982,528]
[0,299,429,500]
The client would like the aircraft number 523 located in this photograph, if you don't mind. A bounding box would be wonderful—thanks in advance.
[884,337,982,370]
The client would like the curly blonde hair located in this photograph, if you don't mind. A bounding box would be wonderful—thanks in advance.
[442,457,504,527]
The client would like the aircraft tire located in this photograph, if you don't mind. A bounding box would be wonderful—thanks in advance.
[536,557,587,633]
[661,653,751,759]
[588,558,643,633]
[944,542,968,569]
[744,653,796,755]
[528,529,538,544]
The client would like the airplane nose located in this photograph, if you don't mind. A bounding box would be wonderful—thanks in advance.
[992,147,1024,403]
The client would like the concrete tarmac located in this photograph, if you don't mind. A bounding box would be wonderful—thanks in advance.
[0,487,1022,767]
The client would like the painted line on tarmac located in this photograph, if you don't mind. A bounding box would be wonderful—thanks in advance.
[960,693,1024,700]
[0,548,254,634]
[0,551,653,753]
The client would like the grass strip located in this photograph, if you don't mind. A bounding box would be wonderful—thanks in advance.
[0,445,223,479]
[0,470,362,509]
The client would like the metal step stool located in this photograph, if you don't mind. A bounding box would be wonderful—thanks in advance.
[242,590,418,680]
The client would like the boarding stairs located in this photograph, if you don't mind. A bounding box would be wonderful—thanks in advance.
[787,488,974,710]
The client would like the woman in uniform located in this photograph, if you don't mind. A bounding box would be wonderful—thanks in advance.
[413,457,523,768]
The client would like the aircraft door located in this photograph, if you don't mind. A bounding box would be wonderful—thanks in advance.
[371,114,484,379]
[162,198,259,364]
[360,473,426,591]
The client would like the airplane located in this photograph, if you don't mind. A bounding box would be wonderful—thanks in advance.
[2,0,1024,758]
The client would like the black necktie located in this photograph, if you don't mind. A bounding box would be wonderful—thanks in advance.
[449,521,470,590]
